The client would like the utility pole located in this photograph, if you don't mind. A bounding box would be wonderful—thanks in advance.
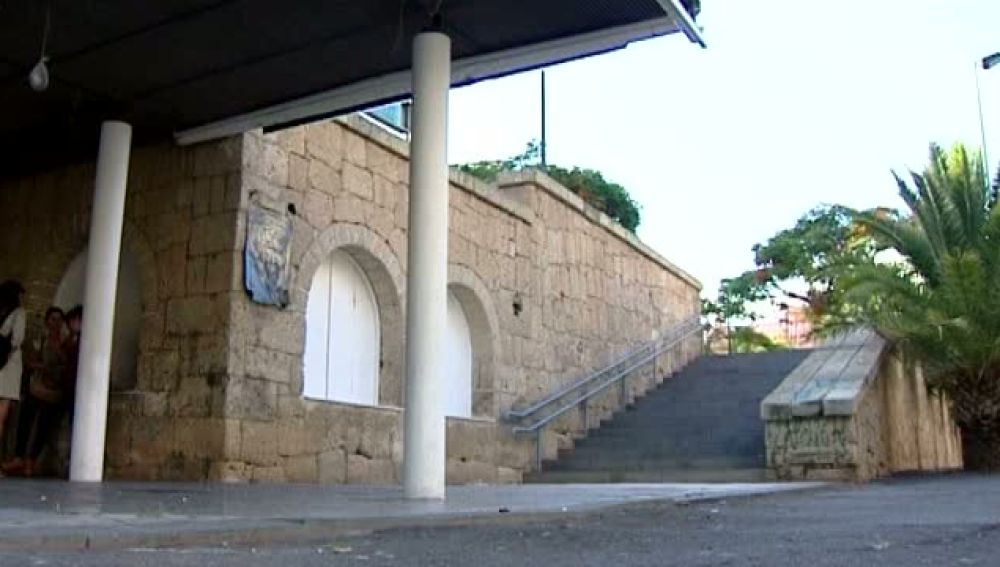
[540,70,547,168]
[975,62,990,179]
[982,52,1000,179]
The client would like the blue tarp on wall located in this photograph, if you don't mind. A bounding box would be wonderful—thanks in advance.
[244,203,291,308]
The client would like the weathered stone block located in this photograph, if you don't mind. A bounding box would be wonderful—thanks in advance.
[203,251,235,295]
[244,347,296,383]
[223,418,242,459]
[284,454,319,483]
[173,418,223,459]
[318,449,347,484]
[288,153,309,193]
[185,255,207,295]
[170,377,214,417]
[243,134,288,187]
[344,131,367,167]
[251,465,286,483]
[342,162,374,201]
[189,213,238,256]
[208,460,251,483]
[346,454,396,485]
[156,244,187,299]
[497,466,522,484]
[302,190,334,230]
[305,122,343,167]
[129,418,174,468]
[307,158,341,196]
[224,377,277,420]
[446,420,496,463]
[267,127,305,156]
[166,296,220,335]
[240,420,279,466]
[447,459,497,485]
[276,418,315,457]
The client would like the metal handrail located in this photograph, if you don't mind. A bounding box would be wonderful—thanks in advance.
[504,335,660,421]
[503,317,703,470]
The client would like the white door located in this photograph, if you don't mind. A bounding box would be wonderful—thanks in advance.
[444,291,472,418]
[303,260,332,399]
[303,250,380,405]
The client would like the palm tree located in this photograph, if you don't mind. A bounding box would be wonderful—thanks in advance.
[841,143,1000,469]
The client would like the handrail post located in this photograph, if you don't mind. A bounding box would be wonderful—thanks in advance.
[579,399,588,432]
[620,374,628,407]
[653,351,659,383]
[535,429,543,472]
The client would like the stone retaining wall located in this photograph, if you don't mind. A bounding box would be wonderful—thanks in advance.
[0,114,701,483]
[761,330,963,482]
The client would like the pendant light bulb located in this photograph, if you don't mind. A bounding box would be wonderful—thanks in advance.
[28,57,49,92]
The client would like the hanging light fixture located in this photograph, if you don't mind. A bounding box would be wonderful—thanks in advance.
[28,4,51,92]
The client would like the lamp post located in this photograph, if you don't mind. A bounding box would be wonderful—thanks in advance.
[984,52,1000,71]
[976,52,998,179]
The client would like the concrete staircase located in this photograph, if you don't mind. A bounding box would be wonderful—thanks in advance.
[527,349,813,483]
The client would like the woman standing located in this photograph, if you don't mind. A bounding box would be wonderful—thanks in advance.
[2,307,64,477]
[0,280,26,466]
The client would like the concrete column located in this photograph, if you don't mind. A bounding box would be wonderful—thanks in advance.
[403,31,451,500]
[70,121,132,482]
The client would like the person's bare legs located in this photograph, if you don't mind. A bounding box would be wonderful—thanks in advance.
[0,399,10,474]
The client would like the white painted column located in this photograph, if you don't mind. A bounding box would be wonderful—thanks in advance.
[70,121,132,482]
[403,31,451,499]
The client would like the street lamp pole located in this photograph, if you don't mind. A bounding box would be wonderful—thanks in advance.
[982,52,1000,179]
[976,62,990,178]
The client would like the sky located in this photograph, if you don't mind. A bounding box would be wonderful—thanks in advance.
[445,0,1000,298]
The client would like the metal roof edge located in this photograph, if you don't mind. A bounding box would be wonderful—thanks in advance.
[175,16,696,146]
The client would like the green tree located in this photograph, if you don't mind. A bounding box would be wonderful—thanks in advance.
[706,205,880,337]
[456,142,642,232]
[840,143,1000,469]
[702,271,770,354]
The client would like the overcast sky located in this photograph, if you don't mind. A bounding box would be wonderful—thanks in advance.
[446,0,1000,297]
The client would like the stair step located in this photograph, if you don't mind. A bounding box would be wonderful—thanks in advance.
[527,468,772,484]
[545,456,763,472]
[531,349,813,484]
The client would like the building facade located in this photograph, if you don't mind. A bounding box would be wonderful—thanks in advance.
[0,115,701,483]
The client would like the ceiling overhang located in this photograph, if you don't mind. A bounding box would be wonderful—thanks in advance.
[0,0,703,170]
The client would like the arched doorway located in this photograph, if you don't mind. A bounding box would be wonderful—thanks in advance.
[444,290,473,418]
[53,247,142,391]
[304,249,380,405]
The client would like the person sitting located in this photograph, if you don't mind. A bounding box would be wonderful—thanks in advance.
[2,307,65,477]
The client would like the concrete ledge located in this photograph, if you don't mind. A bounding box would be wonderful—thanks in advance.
[761,329,884,421]
[763,328,964,482]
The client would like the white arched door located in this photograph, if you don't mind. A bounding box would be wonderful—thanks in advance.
[444,291,472,418]
[304,250,380,405]
[54,248,142,390]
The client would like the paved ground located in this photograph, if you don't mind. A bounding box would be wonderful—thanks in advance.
[0,479,818,550]
[0,474,997,565]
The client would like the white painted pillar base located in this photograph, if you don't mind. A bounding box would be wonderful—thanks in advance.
[403,31,451,500]
[69,121,132,482]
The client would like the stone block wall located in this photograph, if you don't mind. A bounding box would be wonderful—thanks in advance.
[0,137,245,479]
[0,113,701,483]
[209,116,700,483]
[763,332,963,482]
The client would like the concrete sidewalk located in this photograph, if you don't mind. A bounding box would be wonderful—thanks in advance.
[0,479,823,550]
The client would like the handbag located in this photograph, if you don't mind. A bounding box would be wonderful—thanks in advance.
[0,309,12,368]
[29,372,64,404]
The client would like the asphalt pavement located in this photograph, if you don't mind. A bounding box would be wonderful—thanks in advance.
[1,473,997,566]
